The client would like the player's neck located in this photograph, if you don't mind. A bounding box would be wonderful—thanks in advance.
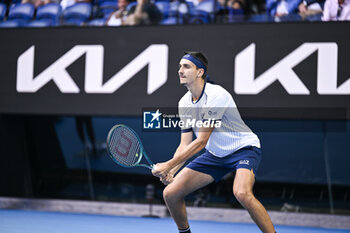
[188,78,205,102]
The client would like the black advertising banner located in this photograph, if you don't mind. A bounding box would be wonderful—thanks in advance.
[0,22,349,119]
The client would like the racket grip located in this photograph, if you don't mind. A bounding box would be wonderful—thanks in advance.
[151,165,158,171]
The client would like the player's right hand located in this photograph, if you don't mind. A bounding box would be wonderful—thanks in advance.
[152,162,172,179]
[160,174,174,185]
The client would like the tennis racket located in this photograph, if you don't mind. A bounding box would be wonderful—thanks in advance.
[106,124,157,171]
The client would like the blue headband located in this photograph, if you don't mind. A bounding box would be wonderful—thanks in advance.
[182,54,207,73]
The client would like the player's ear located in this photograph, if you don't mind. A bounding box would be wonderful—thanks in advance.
[197,68,204,78]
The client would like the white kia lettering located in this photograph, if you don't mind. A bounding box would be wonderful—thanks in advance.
[234,43,350,95]
[17,44,168,94]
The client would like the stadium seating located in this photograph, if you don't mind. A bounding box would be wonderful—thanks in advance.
[248,13,274,22]
[63,2,92,26]
[156,1,193,24]
[155,1,170,13]
[170,1,193,15]
[189,10,211,24]
[87,17,107,26]
[160,15,184,25]
[8,3,35,21]
[0,19,25,27]
[11,0,22,4]
[196,0,218,13]
[27,19,53,27]
[98,0,117,18]
[0,3,6,21]
[36,3,62,26]
[0,0,328,27]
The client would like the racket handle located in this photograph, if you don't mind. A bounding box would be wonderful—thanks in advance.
[151,165,158,171]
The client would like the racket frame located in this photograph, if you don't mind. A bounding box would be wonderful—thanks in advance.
[106,124,156,170]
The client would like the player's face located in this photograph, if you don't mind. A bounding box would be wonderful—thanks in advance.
[178,59,201,86]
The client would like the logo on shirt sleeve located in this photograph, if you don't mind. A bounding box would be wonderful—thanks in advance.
[208,110,217,116]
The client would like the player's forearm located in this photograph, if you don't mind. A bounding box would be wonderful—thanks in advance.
[168,145,186,175]
[168,138,207,169]
[169,162,185,176]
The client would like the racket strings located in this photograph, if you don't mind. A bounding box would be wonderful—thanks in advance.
[109,127,141,167]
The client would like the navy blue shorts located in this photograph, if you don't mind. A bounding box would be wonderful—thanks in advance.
[186,146,262,182]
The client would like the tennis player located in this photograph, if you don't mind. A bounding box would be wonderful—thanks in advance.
[152,51,276,233]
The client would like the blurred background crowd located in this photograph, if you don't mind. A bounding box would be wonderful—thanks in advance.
[0,0,349,27]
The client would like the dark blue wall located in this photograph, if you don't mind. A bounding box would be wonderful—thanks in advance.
[55,116,350,186]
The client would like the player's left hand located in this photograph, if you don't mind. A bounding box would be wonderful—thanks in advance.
[152,162,172,179]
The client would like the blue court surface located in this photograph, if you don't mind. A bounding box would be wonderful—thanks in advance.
[1,209,349,233]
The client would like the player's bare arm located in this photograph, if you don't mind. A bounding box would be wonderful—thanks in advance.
[158,131,192,185]
[152,126,214,180]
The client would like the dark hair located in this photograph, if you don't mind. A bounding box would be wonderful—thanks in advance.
[184,51,208,73]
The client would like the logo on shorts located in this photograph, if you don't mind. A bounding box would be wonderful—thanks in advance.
[143,109,162,129]
[239,160,250,165]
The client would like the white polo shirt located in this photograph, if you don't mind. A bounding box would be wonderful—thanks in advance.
[178,82,260,157]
